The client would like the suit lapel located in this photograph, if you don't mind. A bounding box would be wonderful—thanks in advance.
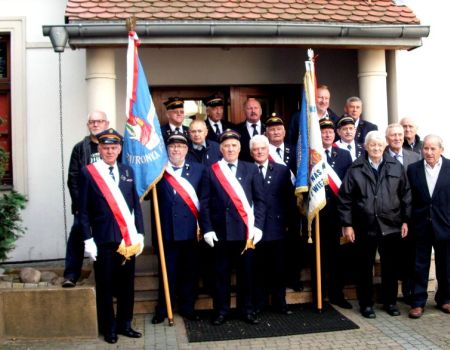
[431,158,449,199]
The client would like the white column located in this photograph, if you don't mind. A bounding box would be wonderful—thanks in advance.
[386,50,399,124]
[358,49,388,132]
[86,48,117,127]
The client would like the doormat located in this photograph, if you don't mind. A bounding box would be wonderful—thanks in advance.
[184,303,359,342]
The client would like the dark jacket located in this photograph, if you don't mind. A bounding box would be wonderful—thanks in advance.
[407,157,450,241]
[402,134,423,157]
[186,140,222,166]
[67,136,97,214]
[338,154,411,237]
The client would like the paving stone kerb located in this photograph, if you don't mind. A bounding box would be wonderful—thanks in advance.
[0,286,98,339]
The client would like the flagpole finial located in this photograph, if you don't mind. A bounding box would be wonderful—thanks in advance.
[307,48,314,61]
[126,17,137,32]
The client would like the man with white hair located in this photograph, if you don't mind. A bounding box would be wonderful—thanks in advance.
[338,130,411,319]
[250,134,295,315]
[400,117,423,156]
[407,135,450,318]
[384,123,420,304]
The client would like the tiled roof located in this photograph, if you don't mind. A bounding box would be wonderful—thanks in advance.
[65,0,420,25]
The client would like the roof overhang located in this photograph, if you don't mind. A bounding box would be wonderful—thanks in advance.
[42,21,430,51]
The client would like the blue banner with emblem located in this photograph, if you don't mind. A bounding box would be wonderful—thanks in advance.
[123,31,168,200]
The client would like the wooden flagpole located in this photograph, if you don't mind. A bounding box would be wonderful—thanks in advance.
[152,188,174,325]
[314,213,323,311]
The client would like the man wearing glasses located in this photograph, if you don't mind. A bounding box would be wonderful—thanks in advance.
[62,110,110,287]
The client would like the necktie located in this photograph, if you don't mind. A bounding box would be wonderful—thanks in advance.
[172,166,181,171]
[276,147,282,158]
[347,144,352,151]
[394,153,403,165]
[228,163,235,175]
[214,123,220,136]
[109,166,115,182]
[258,165,264,179]
[325,150,331,164]
[175,127,180,134]
[252,123,258,137]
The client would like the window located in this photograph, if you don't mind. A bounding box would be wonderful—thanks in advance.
[0,33,11,187]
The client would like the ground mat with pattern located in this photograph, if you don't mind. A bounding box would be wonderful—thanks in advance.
[184,303,359,342]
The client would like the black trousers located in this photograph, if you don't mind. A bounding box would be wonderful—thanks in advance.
[412,225,450,308]
[355,232,402,308]
[253,239,287,311]
[94,244,135,335]
[154,240,198,317]
[63,215,85,281]
[213,240,254,317]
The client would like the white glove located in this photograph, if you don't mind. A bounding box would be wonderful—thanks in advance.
[136,234,144,257]
[204,231,218,247]
[84,238,97,261]
[252,227,263,245]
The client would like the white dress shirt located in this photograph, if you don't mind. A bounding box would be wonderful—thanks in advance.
[246,120,262,137]
[424,157,442,197]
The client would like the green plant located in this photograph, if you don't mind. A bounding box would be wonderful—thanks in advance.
[0,147,27,262]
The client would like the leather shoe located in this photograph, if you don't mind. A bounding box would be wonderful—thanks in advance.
[118,328,142,338]
[151,314,165,324]
[330,298,353,309]
[383,304,400,316]
[437,303,450,314]
[62,279,76,288]
[104,333,118,344]
[212,314,226,326]
[409,307,424,319]
[360,306,376,319]
[242,313,260,325]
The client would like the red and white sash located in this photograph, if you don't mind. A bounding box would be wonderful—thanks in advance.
[86,162,140,247]
[268,146,296,185]
[163,166,199,219]
[324,162,342,196]
[211,160,255,240]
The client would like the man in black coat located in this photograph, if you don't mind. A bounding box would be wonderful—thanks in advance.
[338,130,411,319]
[63,110,110,287]
[160,97,189,144]
[407,134,450,318]
[343,96,378,145]
[335,116,365,162]
[203,94,235,143]
[79,128,144,344]
[235,98,266,162]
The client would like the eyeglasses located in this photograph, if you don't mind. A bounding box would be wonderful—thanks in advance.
[168,144,187,150]
[88,120,107,125]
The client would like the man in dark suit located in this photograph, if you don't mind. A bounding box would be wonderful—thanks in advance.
[407,134,450,318]
[250,134,295,315]
[385,123,420,304]
[160,97,189,144]
[343,96,378,145]
[335,116,365,161]
[204,94,235,143]
[235,98,266,162]
[187,119,221,166]
[79,128,144,344]
[152,134,205,324]
[200,129,266,325]
[265,114,297,175]
[318,118,353,309]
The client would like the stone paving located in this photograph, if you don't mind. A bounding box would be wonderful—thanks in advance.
[1,297,449,350]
